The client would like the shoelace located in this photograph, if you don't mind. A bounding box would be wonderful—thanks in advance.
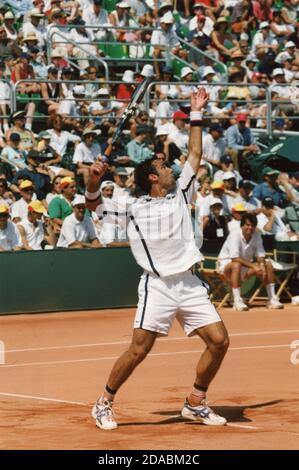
[95,399,115,421]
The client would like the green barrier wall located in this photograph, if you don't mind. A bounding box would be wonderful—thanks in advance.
[0,247,142,315]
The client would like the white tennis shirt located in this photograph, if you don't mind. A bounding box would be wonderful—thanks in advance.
[102,161,203,277]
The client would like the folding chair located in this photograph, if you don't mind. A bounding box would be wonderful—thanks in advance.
[249,249,298,304]
[199,256,232,308]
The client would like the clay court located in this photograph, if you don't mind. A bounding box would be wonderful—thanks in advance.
[0,304,298,450]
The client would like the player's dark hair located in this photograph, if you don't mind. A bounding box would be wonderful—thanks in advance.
[134,158,158,195]
[240,213,257,227]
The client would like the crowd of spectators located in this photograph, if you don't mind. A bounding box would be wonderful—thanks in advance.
[0,0,299,253]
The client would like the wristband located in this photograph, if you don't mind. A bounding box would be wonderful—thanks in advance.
[190,111,203,121]
[85,189,101,201]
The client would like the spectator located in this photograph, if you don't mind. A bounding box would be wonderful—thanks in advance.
[47,114,80,158]
[233,179,261,212]
[126,125,153,165]
[257,196,299,241]
[116,70,135,102]
[1,133,27,171]
[203,198,229,240]
[218,212,283,311]
[150,12,180,77]
[46,175,62,205]
[73,128,103,186]
[202,124,227,169]
[0,204,22,251]
[253,167,293,208]
[48,176,77,235]
[201,180,231,220]
[225,112,259,172]
[228,202,247,232]
[57,195,100,248]
[167,111,189,153]
[213,155,242,184]
[6,111,35,152]
[17,200,55,250]
[10,179,36,223]
[0,178,14,207]
[251,21,279,59]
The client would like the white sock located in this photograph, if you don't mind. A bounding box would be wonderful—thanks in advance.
[232,287,242,303]
[266,283,276,300]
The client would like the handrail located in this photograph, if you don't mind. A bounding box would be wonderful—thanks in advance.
[47,29,109,81]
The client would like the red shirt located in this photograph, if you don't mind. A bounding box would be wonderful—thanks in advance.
[116,83,134,102]
[252,1,273,21]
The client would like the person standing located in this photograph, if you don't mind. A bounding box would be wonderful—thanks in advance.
[85,88,229,430]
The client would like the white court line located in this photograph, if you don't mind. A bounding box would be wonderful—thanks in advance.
[227,423,259,431]
[0,343,290,368]
[5,329,299,354]
[0,392,87,406]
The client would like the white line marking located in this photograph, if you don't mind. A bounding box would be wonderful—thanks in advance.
[0,392,87,406]
[0,344,290,368]
[227,423,259,430]
[5,330,299,354]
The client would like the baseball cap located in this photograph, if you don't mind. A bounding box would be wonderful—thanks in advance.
[181,66,193,78]
[72,195,86,207]
[211,180,225,190]
[232,203,247,212]
[160,11,174,23]
[156,125,169,136]
[210,123,223,133]
[100,180,115,191]
[97,88,110,96]
[116,1,130,7]
[28,200,46,214]
[173,110,189,121]
[60,176,75,188]
[220,155,232,164]
[285,41,296,49]
[209,197,223,207]
[38,131,51,140]
[20,180,34,190]
[262,167,280,177]
[30,8,44,17]
[167,88,179,99]
[82,128,98,137]
[0,204,9,215]
[202,66,216,78]
[223,171,236,181]
[239,179,254,189]
[115,167,130,176]
[262,196,274,208]
[273,68,285,77]
[236,113,247,123]
[260,21,270,29]
[10,132,21,142]
[4,12,15,19]
[73,85,86,95]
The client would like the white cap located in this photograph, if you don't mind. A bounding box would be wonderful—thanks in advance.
[240,32,249,41]
[181,66,193,78]
[202,66,216,78]
[160,11,174,23]
[72,195,86,207]
[30,8,44,16]
[122,70,134,83]
[167,88,179,99]
[246,54,258,62]
[222,171,236,181]
[260,21,270,29]
[209,197,223,206]
[156,125,169,136]
[285,41,296,49]
[50,50,62,58]
[273,68,285,77]
[4,12,15,19]
[100,181,115,191]
[141,64,154,77]
[277,52,293,64]
[72,85,86,95]
[97,87,110,95]
[116,1,130,7]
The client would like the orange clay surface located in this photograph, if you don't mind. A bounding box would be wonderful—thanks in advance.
[0,305,298,450]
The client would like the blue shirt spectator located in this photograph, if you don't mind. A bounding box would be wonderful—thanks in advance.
[253,168,287,208]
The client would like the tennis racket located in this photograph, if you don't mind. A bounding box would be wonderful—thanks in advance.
[103,75,153,161]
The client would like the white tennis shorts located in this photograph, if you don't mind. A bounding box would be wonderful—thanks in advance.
[134,269,222,336]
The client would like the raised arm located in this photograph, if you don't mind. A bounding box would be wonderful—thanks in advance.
[85,160,108,211]
[187,87,209,174]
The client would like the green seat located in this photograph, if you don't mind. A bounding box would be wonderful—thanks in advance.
[103,0,117,13]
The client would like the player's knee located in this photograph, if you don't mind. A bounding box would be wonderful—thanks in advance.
[209,333,230,354]
[129,344,151,363]
[231,262,241,271]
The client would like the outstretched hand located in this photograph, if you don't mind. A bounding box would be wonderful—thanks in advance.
[88,160,109,185]
[191,87,209,112]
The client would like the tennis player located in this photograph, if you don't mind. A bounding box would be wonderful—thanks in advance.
[86,88,229,430]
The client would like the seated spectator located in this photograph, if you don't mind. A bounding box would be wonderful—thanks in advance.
[223,171,239,207]
[46,175,62,206]
[257,196,299,241]
[214,155,242,184]
[253,167,293,208]
[203,198,229,240]
[228,202,247,232]
[126,125,153,165]
[73,128,103,186]
[88,88,124,127]
[201,66,224,117]
[0,204,22,251]
[225,112,259,172]
[17,200,55,250]
[154,88,179,128]
[39,66,63,115]
[211,16,239,60]
[116,70,135,103]
[154,125,185,176]
[155,66,177,100]
[178,67,196,101]
[1,133,27,171]
[233,179,261,212]
[167,111,189,154]
[6,111,35,152]
[10,179,36,223]
[150,11,180,77]
[202,123,227,170]
[57,195,100,248]
[36,131,74,178]
[0,178,14,207]
[201,180,231,221]
[82,0,110,41]
[251,21,279,60]
[47,114,80,159]
[284,172,299,232]
[218,212,283,311]
[48,176,77,235]
[10,150,52,201]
